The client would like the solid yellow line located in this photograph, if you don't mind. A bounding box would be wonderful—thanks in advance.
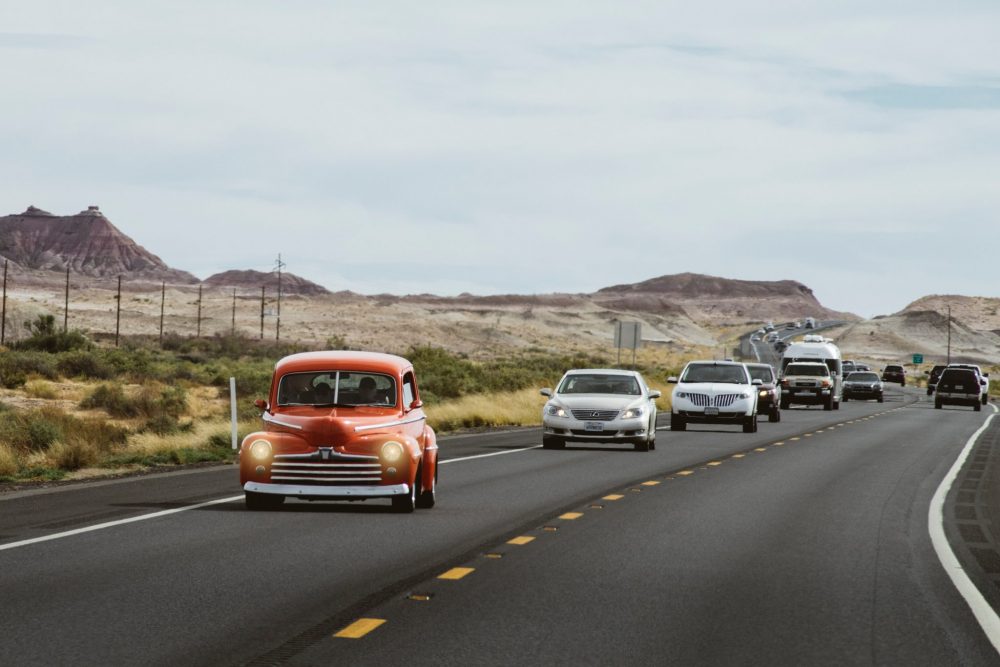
[642,480,660,486]
[603,494,624,501]
[507,536,535,546]
[335,618,386,639]
[559,512,583,520]
[438,567,475,581]
[676,470,694,476]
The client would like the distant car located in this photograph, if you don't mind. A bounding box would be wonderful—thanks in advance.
[935,368,983,411]
[947,364,990,405]
[785,322,797,330]
[746,363,781,422]
[750,335,761,342]
[926,364,947,396]
[765,322,775,331]
[668,361,761,433]
[774,340,789,353]
[881,364,906,386]
[841,360,857,376]
[780,361,837,410]
[804,317,817,329]
[843,371,884,403]
[540,369,660,451]
[765,332,779,343]
[856,363,871,372]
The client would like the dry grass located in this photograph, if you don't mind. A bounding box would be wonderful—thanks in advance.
[23,380,58,400]
[0,443,17,477]
[427,388,545,432]
[127,417,242,455]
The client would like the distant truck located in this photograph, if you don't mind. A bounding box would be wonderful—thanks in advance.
[780,339,843,410]
[804,317,817,329]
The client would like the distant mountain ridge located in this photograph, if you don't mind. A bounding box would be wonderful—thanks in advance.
[0,205,197,284]
[203,269,330,296]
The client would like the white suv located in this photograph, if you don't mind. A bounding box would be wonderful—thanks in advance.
[668,361,761,433]
[540,369,660,452]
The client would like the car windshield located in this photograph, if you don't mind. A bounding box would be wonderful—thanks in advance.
[277,371,397,407]
[558,374,641,395]
[847,372,879,382]
[785,364,829,376]
[886,366,903,372]
[747,366,773,382]
[681,364,748,384]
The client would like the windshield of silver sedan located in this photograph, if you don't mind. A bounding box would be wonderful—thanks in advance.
[557,374,641,395]
[277,371,397,407]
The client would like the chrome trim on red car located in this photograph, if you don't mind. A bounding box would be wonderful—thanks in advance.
[244,481,408,498]
[353,415,426,432]
[262,413,304,430]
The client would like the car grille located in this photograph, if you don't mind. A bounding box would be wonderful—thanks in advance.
[271,451,381,486]
[792,381,818,387]
[570,409,619,421]
[685,393,741,408]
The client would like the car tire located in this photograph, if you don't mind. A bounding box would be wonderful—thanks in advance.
[542,436,564,449]
[843,395,849,402]
[935,398,943,409]
[392,476,418,513]
[877,395,884,403]
[984,395,989,406]
[824,396,833,411]
[975,402,982,412]
[927,388,933,396]
[634,438,650,452]
[780,397,790,410]
[833,400,840,410]
[742,414,757,433]
[769,407,780,423]
[416,465,436,509]
[670,413,686,431]
[245,491,284,511]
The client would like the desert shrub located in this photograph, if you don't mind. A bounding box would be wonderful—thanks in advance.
[82,383,188,422]
[0,407,127,454]
[23,380,58,400]
[48,440,99,470]
[0,443,18,477]
[141,415,193,436]
[13,315,92,353]
[56,350,115,379]
[211,361,273,399]
[81,384,136,417]
[0,351,59,387]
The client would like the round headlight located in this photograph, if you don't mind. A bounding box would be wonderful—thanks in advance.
[249,439,271,461]
[759,390,768,397]
[381,441,404,463]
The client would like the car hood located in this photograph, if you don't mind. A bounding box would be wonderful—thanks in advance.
[550,394,645,411]
[263,407,406,443]
[673,382,751,395]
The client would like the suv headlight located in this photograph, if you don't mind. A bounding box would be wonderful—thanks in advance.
[546,405,567,418]
[675,392,688,399]
[738,392,751,400]
[620,406,645,419]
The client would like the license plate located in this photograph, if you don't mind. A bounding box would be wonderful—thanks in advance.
[796,391,814,396]
[704,407,719,416]
[956,385,964,390]
[584,421,605,432]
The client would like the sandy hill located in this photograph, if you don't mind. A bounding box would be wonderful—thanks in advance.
[0,205,198,284]
[203,269,331,297]
[900,295,1000,334]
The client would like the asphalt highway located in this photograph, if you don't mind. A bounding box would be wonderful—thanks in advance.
[2,387,1000,666]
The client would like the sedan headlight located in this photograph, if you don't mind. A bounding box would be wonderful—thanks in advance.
[675,392,689,399]
[620,406,645,419]
[249,439,272,461]
[381,441,404,463]
[546,405,568,418]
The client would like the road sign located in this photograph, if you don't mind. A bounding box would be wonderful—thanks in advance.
[614,321,641,350]
[912,354,924,364]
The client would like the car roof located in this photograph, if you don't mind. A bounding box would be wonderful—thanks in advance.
[563,368,643,377]
[275,351,412,376]
[685,360,745,367]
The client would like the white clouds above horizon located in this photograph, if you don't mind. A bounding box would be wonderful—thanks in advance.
[1,1,999,317]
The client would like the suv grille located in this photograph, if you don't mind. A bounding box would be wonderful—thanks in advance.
[686,393,741,408]
[570,409,619,421]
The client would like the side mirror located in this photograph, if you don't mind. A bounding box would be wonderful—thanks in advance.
[648,390,662,399]
[666,377,679,384]
[410,399,423,410]
[253,398,269,412]
[540,388,553,397]
[752,379,763,386]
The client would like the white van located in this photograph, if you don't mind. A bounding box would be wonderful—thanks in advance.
[780,340,843,409]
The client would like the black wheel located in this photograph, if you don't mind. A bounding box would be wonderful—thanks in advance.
[901,380,906,387]
[984,395,989,406]
[824,396,833,411]
[877,395,884,403]
[974,402,982,412]
[542,435,564,449]
[392,476,418,513]
[927,388,933,396]
[935,398,942,409]
[769,407,780,423]
[742,414,757,433]
[833,400,840,411]
[670,413,686,431]
[416,464,436,509]
[780,397,790,410]
[843,395,849,402]
[245,491,284,511]
[634,438,650,452]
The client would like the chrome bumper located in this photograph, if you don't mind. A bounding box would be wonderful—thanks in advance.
[244,481,409,498]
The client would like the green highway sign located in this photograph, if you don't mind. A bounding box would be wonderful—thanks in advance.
[912,354,924,364]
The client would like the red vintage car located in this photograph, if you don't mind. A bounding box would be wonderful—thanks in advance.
[240,351,438,512]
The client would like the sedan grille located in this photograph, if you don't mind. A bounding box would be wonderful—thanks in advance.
[271,451,381,486]
[570,409,619,421]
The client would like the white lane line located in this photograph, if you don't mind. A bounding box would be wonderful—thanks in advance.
[929,403,1000,655]
[0,495,243,553]
[441,446,542,464]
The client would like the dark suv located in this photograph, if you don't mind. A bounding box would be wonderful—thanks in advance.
[935,368,982,411]
[882,364,906,386]
[747,363,781,422]
[926,365,947,396]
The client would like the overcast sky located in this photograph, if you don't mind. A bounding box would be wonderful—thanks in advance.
[2,2,998,318]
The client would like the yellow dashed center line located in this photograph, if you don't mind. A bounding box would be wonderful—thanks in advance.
[773,442,784,446]
[559,512,583,520]
[642,480,660,486]
[707,461,722,466]
[507,536,535,546]
[790,437,800,441]
[603,494,624,501]
[731,453,746,459]
[754,447,767,452]
[676,470,695,476]
[804,434,812,438]
[438,567,475,581]
[335,618,386,639]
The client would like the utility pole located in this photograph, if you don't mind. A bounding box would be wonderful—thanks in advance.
[274,253,286,341]
[114,275,122,347]
[1,259,7,346]
[947,305,952,365]
[259,286,265,340]
[64,265,70,333]
[231,288,237,336]
[159,281,165,346]
[196,284,203,338]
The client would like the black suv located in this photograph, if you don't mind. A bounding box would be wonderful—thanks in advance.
[935,368,982,411]
[926,365,947,396]
[882,364,906,386]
